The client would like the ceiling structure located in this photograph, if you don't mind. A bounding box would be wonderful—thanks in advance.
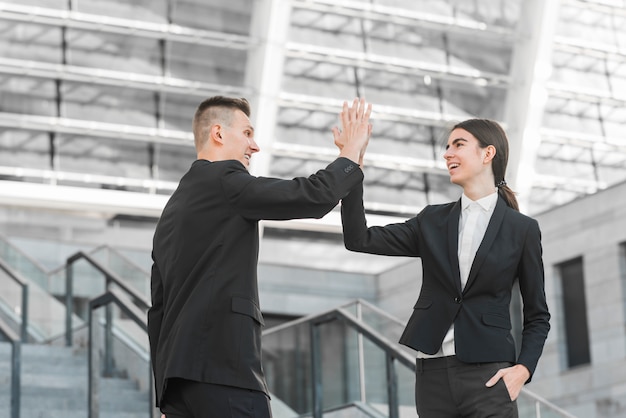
[0,0,625,274]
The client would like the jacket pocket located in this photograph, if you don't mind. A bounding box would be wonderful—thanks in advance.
[482,312,511,330]
[232,296,265,326]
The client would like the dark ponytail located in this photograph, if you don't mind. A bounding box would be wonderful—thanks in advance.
[496,180,519,212]
[452,119,519,211]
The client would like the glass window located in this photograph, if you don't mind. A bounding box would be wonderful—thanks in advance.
[558,257,591,368]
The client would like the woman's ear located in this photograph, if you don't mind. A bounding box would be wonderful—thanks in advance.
[483,145,496,164]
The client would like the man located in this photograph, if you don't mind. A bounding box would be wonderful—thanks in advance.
[148,96,371,417]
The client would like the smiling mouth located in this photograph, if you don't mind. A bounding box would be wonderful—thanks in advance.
[448,163,459,170]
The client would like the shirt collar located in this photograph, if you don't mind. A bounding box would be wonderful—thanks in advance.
[461,191,498,212]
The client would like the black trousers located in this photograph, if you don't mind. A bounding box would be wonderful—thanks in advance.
[415,356,518,418]
[161,378,272,418]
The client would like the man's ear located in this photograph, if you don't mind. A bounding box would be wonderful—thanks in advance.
[483,145,496,164]
[211,124,224,145]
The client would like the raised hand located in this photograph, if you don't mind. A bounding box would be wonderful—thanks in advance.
[333,98,372,166]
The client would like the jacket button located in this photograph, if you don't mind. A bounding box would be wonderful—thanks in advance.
[454,297,462,304]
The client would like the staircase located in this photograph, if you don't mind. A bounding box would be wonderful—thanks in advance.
[0,235,576,418]
[0,342,150,418]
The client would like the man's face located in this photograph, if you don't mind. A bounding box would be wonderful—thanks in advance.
[220,109,260,169]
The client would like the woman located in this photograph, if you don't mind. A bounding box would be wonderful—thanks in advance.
[339,119,550,417]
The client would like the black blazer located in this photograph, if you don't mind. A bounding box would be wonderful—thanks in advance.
[341,185,550,378]
[148,157,363,406]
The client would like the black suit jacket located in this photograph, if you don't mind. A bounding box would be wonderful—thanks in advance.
[148,157,363,406]
[341,185,550,378]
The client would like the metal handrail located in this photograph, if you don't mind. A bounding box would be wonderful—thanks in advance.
[264,299,575,418]
[0,316,21,418]
[64,250,150,380]
[0,259,29,342]
[87,288,154,418]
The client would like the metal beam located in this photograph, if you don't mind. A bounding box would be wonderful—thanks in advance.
[0,111,191,146]
[553,35,626,62]
[547,83,626,107]
[291,0,515,40]
[0,1,251,49]
[278,92,469,127]
[284,42,510,87]
[0,57,249,98]
[532,173,606,194]
[0,180,169,218]
[272,142,447,176]
[561,0,626,17]
[0,179,410,232]
[0,165,179,193]
[541,128,626,154]
[0,111,447,178]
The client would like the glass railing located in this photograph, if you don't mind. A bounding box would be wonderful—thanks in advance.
[62,250,150,347]
[262,302,421,418]
[0,237,150,343]
[0,234,80,341]
[89,245,150,300]
[262,300,576,418]
[0,234,48,290]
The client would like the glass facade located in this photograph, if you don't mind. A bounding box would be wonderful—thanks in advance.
[1,0,624,220]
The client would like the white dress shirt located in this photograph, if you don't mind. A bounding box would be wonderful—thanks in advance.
[417,191,498,358]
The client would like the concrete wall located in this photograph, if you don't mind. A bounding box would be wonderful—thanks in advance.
[527,180,626,417]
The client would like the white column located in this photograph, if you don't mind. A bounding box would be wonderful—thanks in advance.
[244,0,292,179]
[503,0,561,213]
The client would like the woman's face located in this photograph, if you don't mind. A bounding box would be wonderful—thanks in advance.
[443,128,491,187]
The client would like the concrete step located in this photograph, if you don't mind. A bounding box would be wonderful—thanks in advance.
[0,342,152,417]
[0,387,150,414]
[0,407,151,418]
[0,397,149,413]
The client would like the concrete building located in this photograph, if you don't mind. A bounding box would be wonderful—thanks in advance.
[529,180,626,418]
[0,0,625,416]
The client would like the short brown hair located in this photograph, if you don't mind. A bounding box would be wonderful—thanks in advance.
[192,96,251,150]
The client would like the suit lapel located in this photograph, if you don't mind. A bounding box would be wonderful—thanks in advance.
[463,197,507,293]
[447,199,462,293]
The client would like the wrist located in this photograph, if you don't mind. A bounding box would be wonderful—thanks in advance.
[339,144,361,162]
